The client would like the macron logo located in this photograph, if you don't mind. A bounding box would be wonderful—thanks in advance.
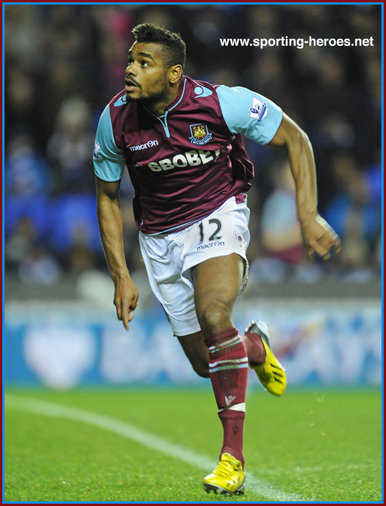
[194,85,213,98]
[225,394,236,406]
[130,140,159,151]
[114,96,127,107]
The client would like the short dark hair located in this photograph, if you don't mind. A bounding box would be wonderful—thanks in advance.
[132,23,186,69]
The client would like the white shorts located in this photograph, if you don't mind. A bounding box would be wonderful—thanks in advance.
[138,194,250,336]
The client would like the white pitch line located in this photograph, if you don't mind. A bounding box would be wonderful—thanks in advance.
[5,395,309,502]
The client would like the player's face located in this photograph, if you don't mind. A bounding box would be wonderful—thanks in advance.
[124,42,170,103]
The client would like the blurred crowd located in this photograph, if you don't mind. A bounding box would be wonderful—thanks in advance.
[5,4,382,288]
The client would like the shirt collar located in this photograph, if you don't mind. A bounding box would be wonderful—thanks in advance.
[162,76,187,115]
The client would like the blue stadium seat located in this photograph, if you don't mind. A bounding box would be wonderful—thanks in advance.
[5,195,53,239]
[49,194,102,252]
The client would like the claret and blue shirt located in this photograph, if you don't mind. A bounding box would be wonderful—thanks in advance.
[93,75,283,234]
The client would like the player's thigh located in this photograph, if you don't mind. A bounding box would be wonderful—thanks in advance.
[192,253,245,313]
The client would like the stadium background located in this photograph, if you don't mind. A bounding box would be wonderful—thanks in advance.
[4,3,382,390]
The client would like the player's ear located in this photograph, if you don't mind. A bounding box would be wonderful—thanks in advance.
[168,64,183,84]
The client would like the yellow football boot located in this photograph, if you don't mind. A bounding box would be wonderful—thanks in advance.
[244,320,286,396]
[203,452,245,496]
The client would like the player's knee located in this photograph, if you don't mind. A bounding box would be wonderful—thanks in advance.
[197,299,232,335]
[191,360,210,378]
[184,351,209,378]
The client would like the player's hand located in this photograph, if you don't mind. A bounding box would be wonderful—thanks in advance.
[301,214,342,261]
[113,276,139,331]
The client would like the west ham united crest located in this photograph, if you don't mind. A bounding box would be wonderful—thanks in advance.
[189,123,212,145]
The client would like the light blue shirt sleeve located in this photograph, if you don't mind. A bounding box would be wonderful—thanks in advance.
[93,105,125,181]
[217,85,283,145]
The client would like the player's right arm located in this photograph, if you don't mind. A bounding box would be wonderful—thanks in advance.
[96,178,138,331]
[94,104,138,331]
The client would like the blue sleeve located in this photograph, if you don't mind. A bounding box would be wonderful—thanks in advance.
[93,105,125,182]
[217,85,283,145]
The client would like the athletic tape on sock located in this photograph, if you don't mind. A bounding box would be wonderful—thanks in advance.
[218,402,246,414]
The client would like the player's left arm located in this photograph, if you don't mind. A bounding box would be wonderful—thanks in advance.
[269,113,341,261]
[216,84,341,260]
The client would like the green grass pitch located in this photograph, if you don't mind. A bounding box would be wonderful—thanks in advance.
[4,387,382,502]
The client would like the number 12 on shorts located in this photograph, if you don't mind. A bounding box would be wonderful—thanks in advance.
[198,218,222,243]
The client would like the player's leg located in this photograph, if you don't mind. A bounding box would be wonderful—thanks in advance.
[177,332,209,378]
[192,253,247,494]
[244,320,286,396]
[177,321,286,396]
[192,254,243,334]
